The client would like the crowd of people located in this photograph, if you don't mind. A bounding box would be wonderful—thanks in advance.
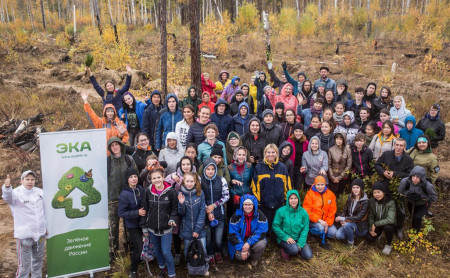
[2,63,445,278]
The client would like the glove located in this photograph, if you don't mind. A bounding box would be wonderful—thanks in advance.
[281,61,287,71]
[267,61,273,70]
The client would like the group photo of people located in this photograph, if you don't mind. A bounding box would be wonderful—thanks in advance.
[2,63,444,278]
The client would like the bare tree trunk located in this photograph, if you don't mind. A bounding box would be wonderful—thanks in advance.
[89,0,95,27]
[160,0,168,96]
[144,0,148,24]
[190,0,201,96]
[153,0,158,28]
[296,0,300,18]
[45,0,51,25]
[73,3,76,40]
[93,0,102,34]
[107,0,114,25]
[0,0,5,23]
[57,0,61,21]
[131,0,136,24]
[213,0,223,23]
[40,0,46,29]
[4,0,10,22]
[235,0,238,17]
[202,0,204,24]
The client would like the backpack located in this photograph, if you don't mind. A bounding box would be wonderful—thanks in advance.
[107,155,133,177]
[186,238,209,276]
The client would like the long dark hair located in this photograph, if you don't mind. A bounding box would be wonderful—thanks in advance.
[381,120,395,137]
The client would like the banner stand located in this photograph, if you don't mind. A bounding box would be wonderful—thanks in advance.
[46,266,110,278]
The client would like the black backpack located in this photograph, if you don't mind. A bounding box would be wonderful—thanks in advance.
[186,238,209,275]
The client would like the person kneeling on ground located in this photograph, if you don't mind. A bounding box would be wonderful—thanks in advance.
[398,166,437,231]
[335,179,369,246]
[273,190,313,260]
[303,176,337,250]
[367,182,396,255]
[228,194,268,267]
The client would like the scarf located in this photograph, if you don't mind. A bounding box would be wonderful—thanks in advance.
[244,211,254,238]
[264,157,279,170]
[424,104,440,121]
[311,107,323,115]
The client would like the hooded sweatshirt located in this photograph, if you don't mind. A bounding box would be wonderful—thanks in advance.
[279,141,294,183]
[118,93,147,131]
[268,83,299,113]
[232,102,251,136]
[416,104,446,148]
[201,158,229,221]
[221,76,241,103]
[225,131,250,165]
[228,194,268,259]
[390,96,411,128]
[334,111,359,145]
[84,103,129,144]
[351,144,374,177]
[198,91,216,112]
[398,166,438,206]
[180,86,202,117]
[211,98,235,142]
[142,90,163,147]
[214,70,231,97]
[107,137,138,202]
[335,79,352,103]
[155,93,183,150]
[201,74,217,102]
[158,132,184,174]
[303,184,337,226]
[399,115,424,150]
[273,190,310,247]
[301,136,329,185]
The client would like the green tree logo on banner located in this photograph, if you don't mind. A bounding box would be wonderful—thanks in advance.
[52,167,101,218]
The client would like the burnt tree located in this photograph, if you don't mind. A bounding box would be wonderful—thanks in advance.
[160,0,168,96]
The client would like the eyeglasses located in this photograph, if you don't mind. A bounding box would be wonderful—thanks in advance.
[138,139,149,143]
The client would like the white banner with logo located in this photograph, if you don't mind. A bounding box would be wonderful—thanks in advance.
[40,129,109,277]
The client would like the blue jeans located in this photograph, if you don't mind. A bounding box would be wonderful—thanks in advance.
[205,220,225,256]
[309,221,337,238]
[183,238,207,258]
[280,241,313,260]
[335,222,367,244]
[149,232,175,277]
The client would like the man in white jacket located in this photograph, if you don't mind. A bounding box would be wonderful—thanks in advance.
[2,170,46,278]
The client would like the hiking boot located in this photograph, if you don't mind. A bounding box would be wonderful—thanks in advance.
[157,268,168,278]
[174,254,181,266]
[214,252,223,264]
[209,257,216,266]
[396,228,404,240]
[251,258,259,267]
[382,245,392,255]
[319,241,333,250]
[426,211,434,217]
[129,272,138,278]
[280,248,290,260]
[204,271,210,277]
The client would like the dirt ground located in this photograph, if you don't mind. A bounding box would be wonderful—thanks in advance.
[0,30,449,277]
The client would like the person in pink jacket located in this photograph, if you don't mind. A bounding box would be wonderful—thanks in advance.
[268,83,299,114]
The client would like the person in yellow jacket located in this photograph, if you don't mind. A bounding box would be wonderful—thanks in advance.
[249,76,258,114]
[214,70,231,99]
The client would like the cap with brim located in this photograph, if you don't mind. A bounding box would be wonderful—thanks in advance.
[21,170,36,180]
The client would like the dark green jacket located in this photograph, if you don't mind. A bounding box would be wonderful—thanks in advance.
[272,190,309,248]
[368,197,396,228]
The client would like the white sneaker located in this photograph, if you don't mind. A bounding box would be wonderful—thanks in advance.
[382,245,392,255]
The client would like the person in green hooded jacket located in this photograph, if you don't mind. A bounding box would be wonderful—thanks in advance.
[179,86,202,117]
[272,190,313,260]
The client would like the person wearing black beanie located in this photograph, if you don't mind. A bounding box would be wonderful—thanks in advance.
[366,181,396,255]
[335,178,369,246]
[274,102,286,124]
[286,122,308,190]
[118,166,145,277]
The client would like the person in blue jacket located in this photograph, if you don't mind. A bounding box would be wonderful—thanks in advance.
[281,61,306,96]
[117,168,145,278]
[177,172,207,257]
[228,146,254,213]
[155,93,182,152]
[228,194,268,267]
[86,65,132,112]
[399,115,424,150]
[118,92,147,146]
[211,99,234,143]
[233,102,252,136]
[142,90,163,150]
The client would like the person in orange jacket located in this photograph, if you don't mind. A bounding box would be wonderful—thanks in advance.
[81,91,129,145]
[303,176,337,250]
[198,91,216,112]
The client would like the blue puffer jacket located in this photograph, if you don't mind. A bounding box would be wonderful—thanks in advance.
[155,93,183,150]
[399,115,424,150]
[211,99,235,143]
[118,185,145,229]
[178,185,206,240]
[90,74,132,112]
[228,160,253,197]
[118,98,147,130]
[233,102,251,136]
[228,194,268,259]
[142,90,163,148]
